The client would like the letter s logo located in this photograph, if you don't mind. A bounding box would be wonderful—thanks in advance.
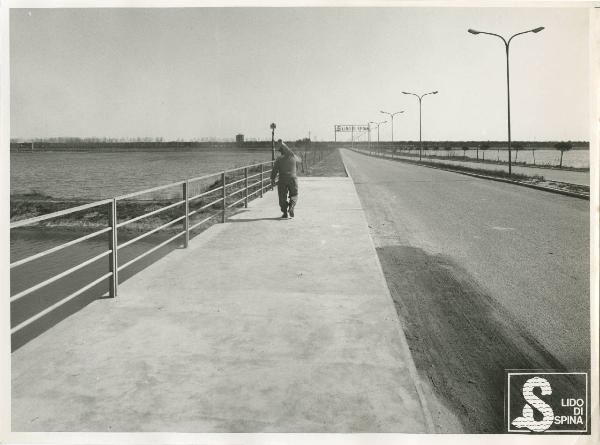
[512,376,554,432]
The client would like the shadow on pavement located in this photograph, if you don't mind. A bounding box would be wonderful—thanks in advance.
[376,244,586,433]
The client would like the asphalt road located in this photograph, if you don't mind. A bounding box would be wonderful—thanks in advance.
[390,152,590,185]
[340,149,590,433]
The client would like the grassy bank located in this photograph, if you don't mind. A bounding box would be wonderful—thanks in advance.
[361,151,589,197]
[399,157,545,182]
[298,148,347,177]
[386,151,589,172]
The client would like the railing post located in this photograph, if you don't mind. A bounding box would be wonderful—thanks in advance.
[244,167,249,208]
[271,161,275,191]
[183,180,189,248]
[260,164,264,198]
[221,171,226,223]
[108,198,118,298]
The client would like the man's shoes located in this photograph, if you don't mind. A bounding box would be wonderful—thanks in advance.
[281,213,289,219]
[288,202,295,218]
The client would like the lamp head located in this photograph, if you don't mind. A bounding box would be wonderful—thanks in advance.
[532,26,545,33]
[401,91,410,95]
[432,91,438,94]
[468,28,480,35]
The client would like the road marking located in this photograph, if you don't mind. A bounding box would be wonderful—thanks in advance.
[491,226,515,231]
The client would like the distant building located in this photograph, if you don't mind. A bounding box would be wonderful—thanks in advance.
[236,134,244,146]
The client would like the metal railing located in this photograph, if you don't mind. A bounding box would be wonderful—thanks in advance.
[10,160,275,334]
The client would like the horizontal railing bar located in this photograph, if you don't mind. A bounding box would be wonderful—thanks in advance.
[227,196,247,209]
[187,171,221,183]
[11,250,112,303]
[223,166,245,173]
[116,199,185,228]
[10,199,113,229]
[226,177,247,187]
[222,161,271,174]
[247,188,263,198]
[188,213,219,231]
[118,215,186,250]
[247,172,263,180]
[248,180,262,188]
[224,161,270,172]
[115,180,185,201]
[189,186,223,202]
[10,161,273,231]
[246,161,273,169]
[196,197,224,212]
[118,231,185,272]
[10,227,113,269]
[228,187,246,198]
[10,272,113,335]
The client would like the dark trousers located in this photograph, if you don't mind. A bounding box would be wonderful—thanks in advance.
[277,177,298,213]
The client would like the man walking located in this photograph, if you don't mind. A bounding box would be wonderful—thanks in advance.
[271,139,300,219]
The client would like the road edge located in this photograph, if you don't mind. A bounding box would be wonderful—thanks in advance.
[350,149,589,200]
[340,149,437,433]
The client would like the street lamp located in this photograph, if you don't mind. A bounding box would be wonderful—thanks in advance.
[402,91,437,161]
[380,110,404,148]
[468,26,544,175]
[270,122,276,161]
[375,121,387,155]
[368,121,377,154]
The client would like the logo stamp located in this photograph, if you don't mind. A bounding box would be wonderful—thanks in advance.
[506,371,588,433]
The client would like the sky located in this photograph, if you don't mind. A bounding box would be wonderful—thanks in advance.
[9,6,591,142]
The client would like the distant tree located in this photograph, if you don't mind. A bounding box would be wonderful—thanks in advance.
[531,146,536,165]
[432,146,439,157]
[444,146,453,157]
[554,141,572,168]
[479,143,490,161]
[462,146,469,158]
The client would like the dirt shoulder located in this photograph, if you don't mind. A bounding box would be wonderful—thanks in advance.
[298,148,347,177]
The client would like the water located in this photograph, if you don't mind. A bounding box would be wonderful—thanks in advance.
[10,149,271,348]
[415,148,589,168]
[11,150,272,199]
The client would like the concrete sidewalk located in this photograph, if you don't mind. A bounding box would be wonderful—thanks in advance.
[11,177,432,433]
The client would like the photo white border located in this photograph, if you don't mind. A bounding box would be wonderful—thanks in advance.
[0,1,598,445]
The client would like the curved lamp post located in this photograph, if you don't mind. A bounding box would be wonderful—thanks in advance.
[270,122,276,161]
[401,91,438,161]
[468,26,544,175]
[374,121,387,155]
[368,121,377,154]
[380,110,404,147]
